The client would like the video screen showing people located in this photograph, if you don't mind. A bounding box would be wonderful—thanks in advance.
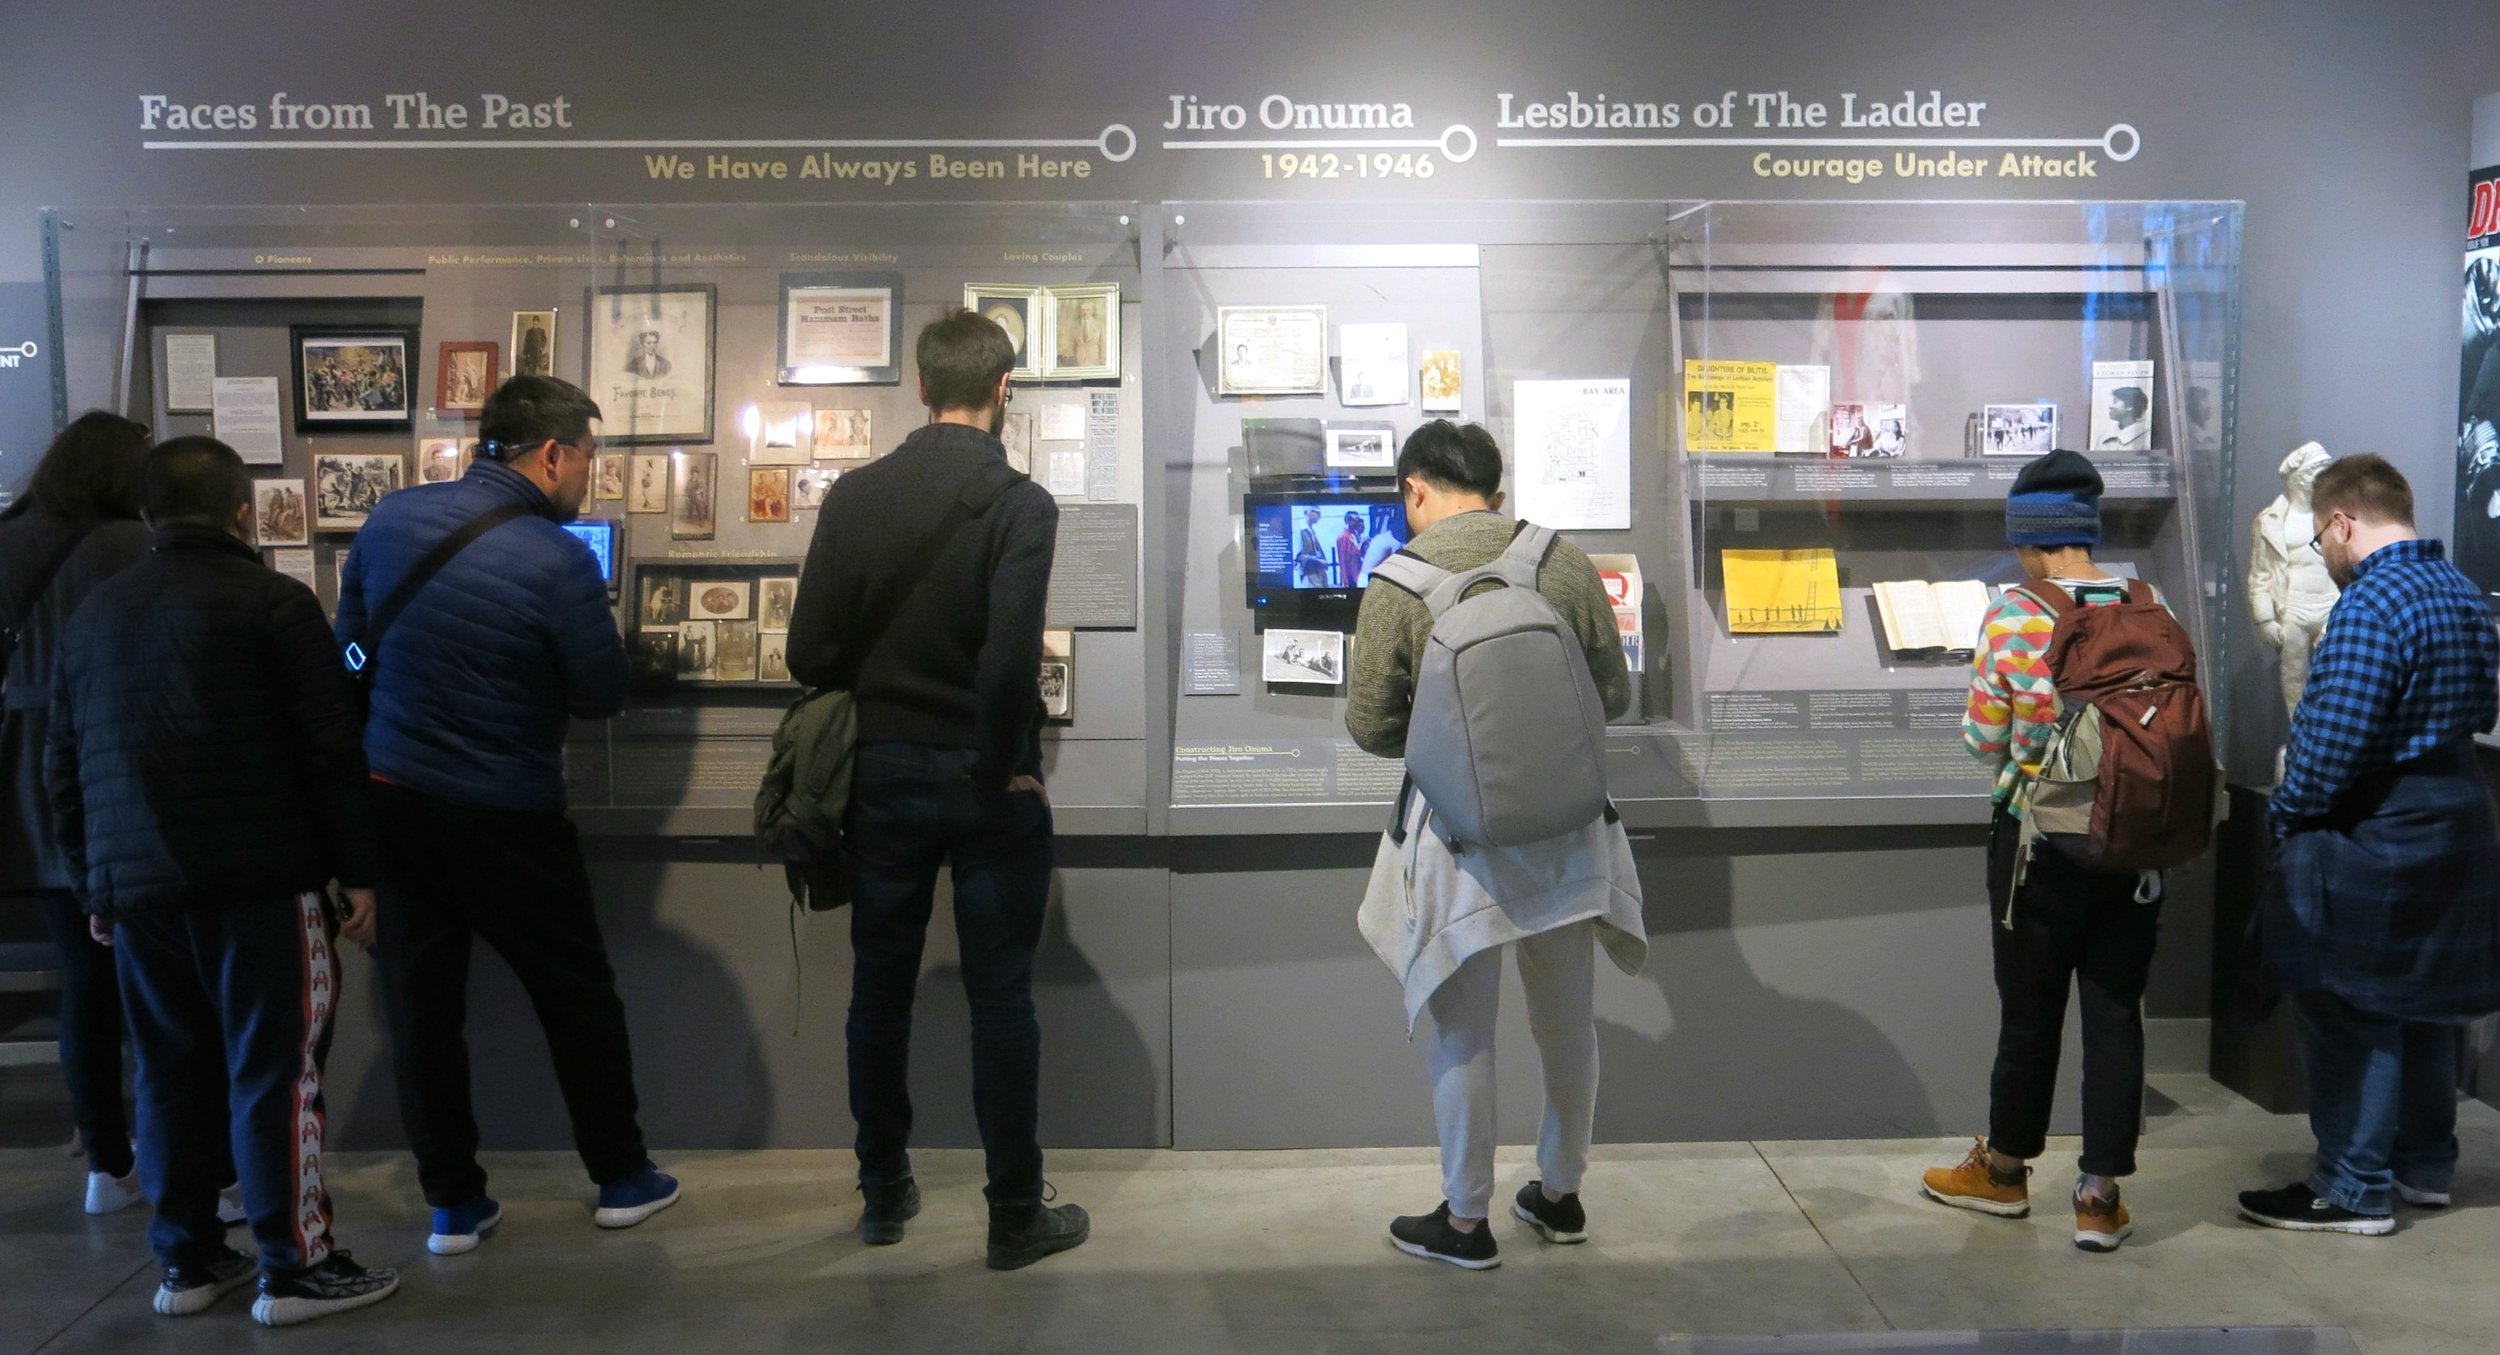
[1249,497,1408,592]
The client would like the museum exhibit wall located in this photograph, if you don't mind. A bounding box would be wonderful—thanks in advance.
[3,0,2498,1150]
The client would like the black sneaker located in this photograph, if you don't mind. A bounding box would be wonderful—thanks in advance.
[1389,1203,1500,1270]
[1512,1181,1588,1244]
[2236,1182,2395,1237]
[860,1178,922,1246]
[987,1197,1090,1271]
[250,1251,400,1327]
[153,1246,258,1316]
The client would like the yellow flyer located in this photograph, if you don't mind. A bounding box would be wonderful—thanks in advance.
[1721,547,1843,634]
[1682,359,1777,452]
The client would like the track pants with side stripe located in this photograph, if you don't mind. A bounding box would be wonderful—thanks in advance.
[116,893,340,1279]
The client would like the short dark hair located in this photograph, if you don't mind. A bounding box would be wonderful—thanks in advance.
[479,375,602,457]
[0,411,151,526]
[2311,453,2414,527]
[918,309,1016,414]
[2110,386,2148,419]
[1396,420,1504,498]
[141,436,252,528]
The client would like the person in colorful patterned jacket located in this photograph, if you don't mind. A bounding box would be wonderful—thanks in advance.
[1919,448,2164,1254]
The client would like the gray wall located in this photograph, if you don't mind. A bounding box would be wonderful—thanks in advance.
[5,1,2498,1144]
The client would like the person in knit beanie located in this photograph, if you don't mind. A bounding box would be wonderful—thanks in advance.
[1921,447,2166,1254]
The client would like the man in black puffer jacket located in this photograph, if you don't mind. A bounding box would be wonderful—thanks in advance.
[46,437,398,1328]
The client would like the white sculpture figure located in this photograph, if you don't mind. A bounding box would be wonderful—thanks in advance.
[2248,442,2340,716]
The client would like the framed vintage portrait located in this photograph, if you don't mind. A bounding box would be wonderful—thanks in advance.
[251,479,309,547]
[593,452,627,501]
[436,341,498,415]
[627,453,671,513]
[289,326,418,433]
[778,271,902,386]
[689,578,751,622]
[791,466,838,512]
[749,401,812,466]
[1041,283,1120,381]
[585,283,715,445]
[311,453,405,532]
[747,467,791,523]
[1216,305,1329,396]
[1001,411,1034,475]
[676,620,718,681]
[509,309,556,378]
[636,572,687,627]
[964,284,1042,381]
[714,620,761,682]
[759,631,792,683]
[758,576,797,632]
[1040,628,1074,721]
[631,629,678,686]
[669,450,718,540]
[414,436,464,485]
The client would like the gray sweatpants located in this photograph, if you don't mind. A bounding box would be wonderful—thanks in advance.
[1423,920,1600,1219]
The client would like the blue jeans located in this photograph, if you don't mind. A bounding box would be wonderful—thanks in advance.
[846,742,1053,1204]
[2297,989,2462,1215]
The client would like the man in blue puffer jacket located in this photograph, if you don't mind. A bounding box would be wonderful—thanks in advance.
[337,375,677,1257]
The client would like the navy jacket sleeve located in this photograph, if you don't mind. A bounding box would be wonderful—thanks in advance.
[265,578,383,887]
[972,488,1058,788]
[549,538,629,720]
[333,535,370,652]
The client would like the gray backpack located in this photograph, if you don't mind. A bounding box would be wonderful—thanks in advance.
[1369,524,1610,848]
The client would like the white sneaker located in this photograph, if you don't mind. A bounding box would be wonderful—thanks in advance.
[2395,1180,2453,1209]
[86,1170,143,1215]
[218,1186,247,1226]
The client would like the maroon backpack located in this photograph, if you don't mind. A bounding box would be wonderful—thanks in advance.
[2014,579,2217,874]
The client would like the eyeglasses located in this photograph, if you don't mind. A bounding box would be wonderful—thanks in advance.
[2306,511,2345,555]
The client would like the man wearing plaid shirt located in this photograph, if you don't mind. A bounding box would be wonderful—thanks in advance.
[2240,454,2500,1236]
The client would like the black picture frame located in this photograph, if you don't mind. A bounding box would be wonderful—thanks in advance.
[288,325,419,435]
[776,271,904,386]
[584,282,717,446]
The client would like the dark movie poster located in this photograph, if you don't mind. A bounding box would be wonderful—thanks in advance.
[2454,164,2500,604]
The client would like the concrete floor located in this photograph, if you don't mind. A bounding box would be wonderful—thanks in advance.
[0,1076,2492,1355]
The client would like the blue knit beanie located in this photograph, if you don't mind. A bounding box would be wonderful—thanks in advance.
[2005,448,2102,547]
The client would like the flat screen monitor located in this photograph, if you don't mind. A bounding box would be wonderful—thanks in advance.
[1242,483,1410,614]
[563,519,619,586]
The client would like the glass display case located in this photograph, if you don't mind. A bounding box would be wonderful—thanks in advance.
[1155,199,2241,831]
[42,200,1157,835]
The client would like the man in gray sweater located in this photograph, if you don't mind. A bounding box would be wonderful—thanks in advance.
[1346,420,1643,1269]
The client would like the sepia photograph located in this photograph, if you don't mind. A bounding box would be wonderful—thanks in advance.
[1217,305,1329,396]
[1043,283,1119,380]
[1983,402,2058,457]
[587,283,715,445]
[1420,348,1463,412]
[814,407,873,459]
[311,453,405,531]
[1040,628,1074,720]
[670,451,717,540]
[415,437,464,484]
[436,341,498,415]
[676,620,717,681]
[791,466,838,512]
[748,467,791,523]
[631,629,678,685]
[689,578,751,622]
[1001,411,1034,475]
[714,620,761,682]
[637,573,686,627]
[628,454,671,513]
[758,576,797,632]
[291,327,416,433]
[594,452,627,501]
[964,284,1042,380]
[251,479,309,547]
[759,632,791,683]
[509,309,556,378]
[1262,627,1345,686]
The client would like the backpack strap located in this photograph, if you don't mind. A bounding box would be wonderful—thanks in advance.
[2012,578,2076,617]
[1502,522,1559,570]
[1367,550,1447,600]
[347,502,537,676]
